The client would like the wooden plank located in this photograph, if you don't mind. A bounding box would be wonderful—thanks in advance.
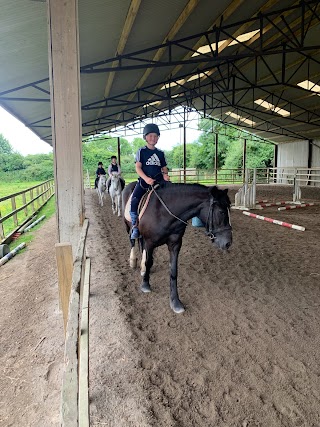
[79,258,91,427]
[55,243,73,334]
[60,219,89,427]
[73,219,89,287]
[61,289,80,427]
[11,197,18,226]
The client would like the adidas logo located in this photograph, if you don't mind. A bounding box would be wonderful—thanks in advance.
[146,153,161,166]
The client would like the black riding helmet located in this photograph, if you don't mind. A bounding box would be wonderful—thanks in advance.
[143,123,160,140]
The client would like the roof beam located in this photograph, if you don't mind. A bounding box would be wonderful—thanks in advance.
[95,0,142,124]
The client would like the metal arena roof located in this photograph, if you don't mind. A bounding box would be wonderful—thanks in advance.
[1,0,320,147]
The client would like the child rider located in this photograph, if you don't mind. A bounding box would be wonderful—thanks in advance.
[130,123,170,239]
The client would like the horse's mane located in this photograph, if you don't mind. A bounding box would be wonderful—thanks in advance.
[158,182,208,195]
[157,182,230,207]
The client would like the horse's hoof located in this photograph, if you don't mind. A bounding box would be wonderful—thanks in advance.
[141,282,151,293]
[170,300,185,314]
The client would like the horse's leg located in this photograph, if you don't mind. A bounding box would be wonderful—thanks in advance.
[111,195,116,214]
[117,194,121,216]
[168,237,184,313]
[129,237,138,268]
[141,245,154,293]
[140,248,147,276]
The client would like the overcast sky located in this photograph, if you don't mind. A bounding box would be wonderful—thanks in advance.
[0,107,53,155]
[0,106,201,155]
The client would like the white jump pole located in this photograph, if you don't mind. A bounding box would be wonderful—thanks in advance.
[0,242,26,267]
[234,168,257,209]
[23,215,46,232]
[293,177,301,202]
[242,211,305,231]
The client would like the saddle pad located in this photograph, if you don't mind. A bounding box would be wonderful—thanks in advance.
[124,194,133,222]
[124,190,154,223]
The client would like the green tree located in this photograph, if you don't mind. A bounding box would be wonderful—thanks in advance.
[82,136,133,175]
[170,144,194,169]
[223,139,274,170]
[0,133,13,155]
[192,118,232,170]
[22,153,54,180]
[119,138,133,156]
[0,152,25,172]
[131,137,145,154]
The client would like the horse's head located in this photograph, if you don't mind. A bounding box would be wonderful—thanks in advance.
[99,174,107,187]
[201,186,232,250]
[111,172,120,189]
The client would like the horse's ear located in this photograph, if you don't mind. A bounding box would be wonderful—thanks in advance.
[209,186,219,197]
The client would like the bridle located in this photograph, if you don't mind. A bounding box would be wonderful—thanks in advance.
[205,196,232,240]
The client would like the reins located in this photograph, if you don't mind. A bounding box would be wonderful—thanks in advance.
[151,185,232,236]
[151,185,188,225]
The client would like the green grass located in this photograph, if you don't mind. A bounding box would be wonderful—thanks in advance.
[0,181,56,251]
[0,181,45,198]
[8,196,56,253]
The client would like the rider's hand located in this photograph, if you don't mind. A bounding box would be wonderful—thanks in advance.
[163,173,170,181]
[145,177,155,185]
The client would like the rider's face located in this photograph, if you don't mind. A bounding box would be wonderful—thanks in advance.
[145,133,159,148]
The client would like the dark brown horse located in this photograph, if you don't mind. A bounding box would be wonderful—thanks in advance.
[122,182,232,313]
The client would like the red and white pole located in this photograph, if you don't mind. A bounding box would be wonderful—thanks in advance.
[256,201,294,208]
[243,211,305,231]
[278,203,315,211]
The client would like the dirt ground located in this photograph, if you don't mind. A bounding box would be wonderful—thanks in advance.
[1,184,320,427]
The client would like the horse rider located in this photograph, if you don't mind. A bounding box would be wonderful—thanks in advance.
[130,123,170,239]
[106,155,125,192]
[95,161,106,189]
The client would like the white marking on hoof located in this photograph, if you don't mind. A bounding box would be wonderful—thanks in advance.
[173,306,185,314]
[130,247,137,268]
[130,259,137,268]
[170,301,185,314]
[140,249,147,276]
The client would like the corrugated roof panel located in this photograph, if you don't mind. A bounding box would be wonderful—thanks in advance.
[0,0,320,145]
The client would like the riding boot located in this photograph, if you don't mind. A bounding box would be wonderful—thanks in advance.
[129,211,140,239]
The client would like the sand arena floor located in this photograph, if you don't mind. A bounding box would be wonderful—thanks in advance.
[1,184,320,426]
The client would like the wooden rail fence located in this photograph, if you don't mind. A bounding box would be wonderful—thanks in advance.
[86,167,320,188]
[0,179,55,244]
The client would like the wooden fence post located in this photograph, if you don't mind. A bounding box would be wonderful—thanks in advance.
[55,243,73,335]
[0,208,4,240]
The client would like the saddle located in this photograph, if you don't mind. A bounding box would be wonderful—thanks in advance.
[124,189,154,223]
